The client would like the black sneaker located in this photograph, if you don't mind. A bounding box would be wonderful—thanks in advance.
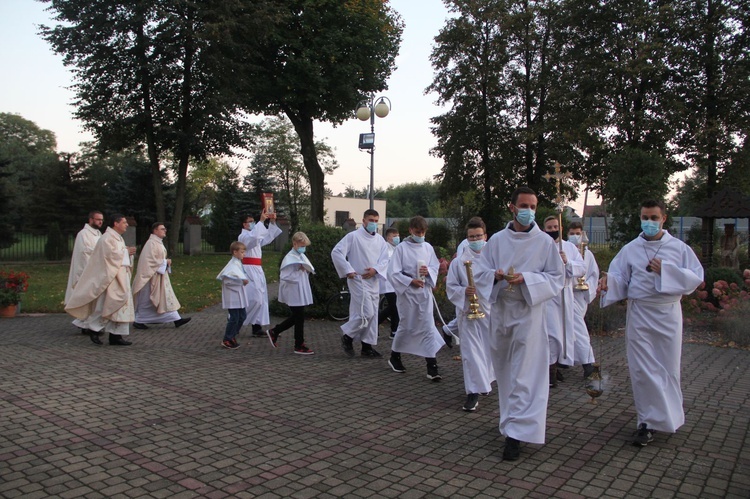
[389,331,395,339]
[341,334,355,357]
[633,423,654,447]
[503,437,520,461]
[549,364,558,388]
[133,322,148,330]
[267,329,279,348]
[388,356,406,373]
[463,393,479,412]
[426,365,442,381]
[361,347,383,358]
[251,325,265,337]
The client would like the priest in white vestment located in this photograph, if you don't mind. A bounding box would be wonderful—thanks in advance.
[65,211,104,331]
[599,199,703,446]
[331,209,390,358]
[474,187,564,461]
[65,214,136,346]
[567,222,599,379]
[446,217,494,411]
[238,210,282,335]
[132,223,190,329]
[387,216,446,379]
[542,216,586,386]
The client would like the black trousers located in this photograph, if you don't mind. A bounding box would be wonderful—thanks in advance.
[274,306,305,348]
[378,292,399,332]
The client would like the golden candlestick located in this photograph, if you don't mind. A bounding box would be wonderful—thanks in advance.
[463,260,485,320]
[575,231,590,291]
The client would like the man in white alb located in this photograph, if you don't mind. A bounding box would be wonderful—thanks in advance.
[65,211,104,332]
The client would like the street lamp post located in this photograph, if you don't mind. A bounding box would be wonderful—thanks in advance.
[356,96,391,210]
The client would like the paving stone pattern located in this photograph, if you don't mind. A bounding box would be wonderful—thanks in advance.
[0,307,748,498]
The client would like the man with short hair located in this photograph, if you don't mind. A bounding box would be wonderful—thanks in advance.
[331,209,389,358]
[474,186,564,461]
[239,210,282,337]
[446,216,494,411]
[132,222,190,329]
[599,200,703,447]
[378,227,400,339]
[542,215,585,387]
[567,221,599,379]
[65,211,104,332]
[65,214,137,346]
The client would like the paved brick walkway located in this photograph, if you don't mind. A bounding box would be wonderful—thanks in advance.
[1,308,748,498]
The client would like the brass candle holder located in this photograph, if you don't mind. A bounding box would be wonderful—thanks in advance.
[463,260,485,320]
[575,231,590,291]
[504,266,516,293]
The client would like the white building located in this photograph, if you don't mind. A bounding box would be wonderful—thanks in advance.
[324,197,387,233]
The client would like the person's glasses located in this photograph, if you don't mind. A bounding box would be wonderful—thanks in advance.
[467,234,485,241]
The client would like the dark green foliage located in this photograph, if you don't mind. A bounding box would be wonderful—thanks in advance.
[703,267,743,291]
[209,167,241,252]
[381,181,439,218]
[296,223,346,318]
[426,221,453,253]
[44,222,69,261]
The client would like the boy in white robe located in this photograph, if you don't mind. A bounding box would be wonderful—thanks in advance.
[65,211,103,332]
[217,242,250,349]
[238,210,282,336]
[267,232,315,355]
[567,221,599,379]
[65,214,136,346]
[599,199,703,446]
[331,209,390,358]
[474,187,564,461]
[387,216,446,380]
[378,228,400,339]
[446,217,494,410]
[542,216,586,387]
[132,222,190,329]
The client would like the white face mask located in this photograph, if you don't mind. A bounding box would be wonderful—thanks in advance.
[568,235,581,246]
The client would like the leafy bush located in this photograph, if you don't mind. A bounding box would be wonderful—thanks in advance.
[426,220,453,252]
[703,267,743,291]
[44,222,69,261]
[715,300,750,346]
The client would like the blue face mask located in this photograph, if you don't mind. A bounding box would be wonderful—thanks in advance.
[469,240,486,252]
[247,222,256,231]
[641,220,661,237]
[515,208,535,226]
[296,246,306,254]
[568,235,581,246]
[411,235,425,244]
[366,222,378,234]
[391,236,400,246]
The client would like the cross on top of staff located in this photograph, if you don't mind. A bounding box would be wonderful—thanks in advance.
[543,161,572,211]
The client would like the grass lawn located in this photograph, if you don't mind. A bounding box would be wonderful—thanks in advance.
[1,251,282,314]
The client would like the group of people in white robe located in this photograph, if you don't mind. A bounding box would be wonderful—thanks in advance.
[64,214,191,346]
[331,189,702,462]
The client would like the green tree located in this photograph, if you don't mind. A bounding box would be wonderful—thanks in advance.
[601,148,671,243]
[40,0,255,252]
[209,166,241,252]
[228,0,403,223]
[380,181,440,218]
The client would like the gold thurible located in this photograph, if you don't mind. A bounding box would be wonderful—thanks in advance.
[463,260,485,320]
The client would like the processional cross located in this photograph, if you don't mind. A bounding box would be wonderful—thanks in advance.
[543,161,573,359]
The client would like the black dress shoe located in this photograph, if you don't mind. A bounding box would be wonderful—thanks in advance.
[503,437,521,461]
[109,334,132,346]
[133,322,148,330]
[89,330,103,345]
[174,317,192,328]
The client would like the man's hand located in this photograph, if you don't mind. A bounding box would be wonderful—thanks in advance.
[597,273,608,293]
[506,273,524,285]
[128,246,136,256]
[346,272,357,279]
[494,269,505,281]
[259,209,268,222]
[465,285,476,297]
[242,279,249,285]
[362,268,377,279]
[411,278,425,288]
[648,258,662,275]
[166,258,172,266]
[560,251,568,264]
[418,265,428,277]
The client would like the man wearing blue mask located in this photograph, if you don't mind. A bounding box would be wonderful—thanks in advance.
[446,217,495,411]
[598,199,703,447]
[239,210,282,338]
[331,209,390,358]
[473,186,565,461]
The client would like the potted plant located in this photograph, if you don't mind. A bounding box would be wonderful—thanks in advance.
[0,270,29,318]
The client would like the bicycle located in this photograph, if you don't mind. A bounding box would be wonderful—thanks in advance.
[326,283,388,322]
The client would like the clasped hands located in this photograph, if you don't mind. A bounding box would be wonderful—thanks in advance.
[494,269,524,285]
